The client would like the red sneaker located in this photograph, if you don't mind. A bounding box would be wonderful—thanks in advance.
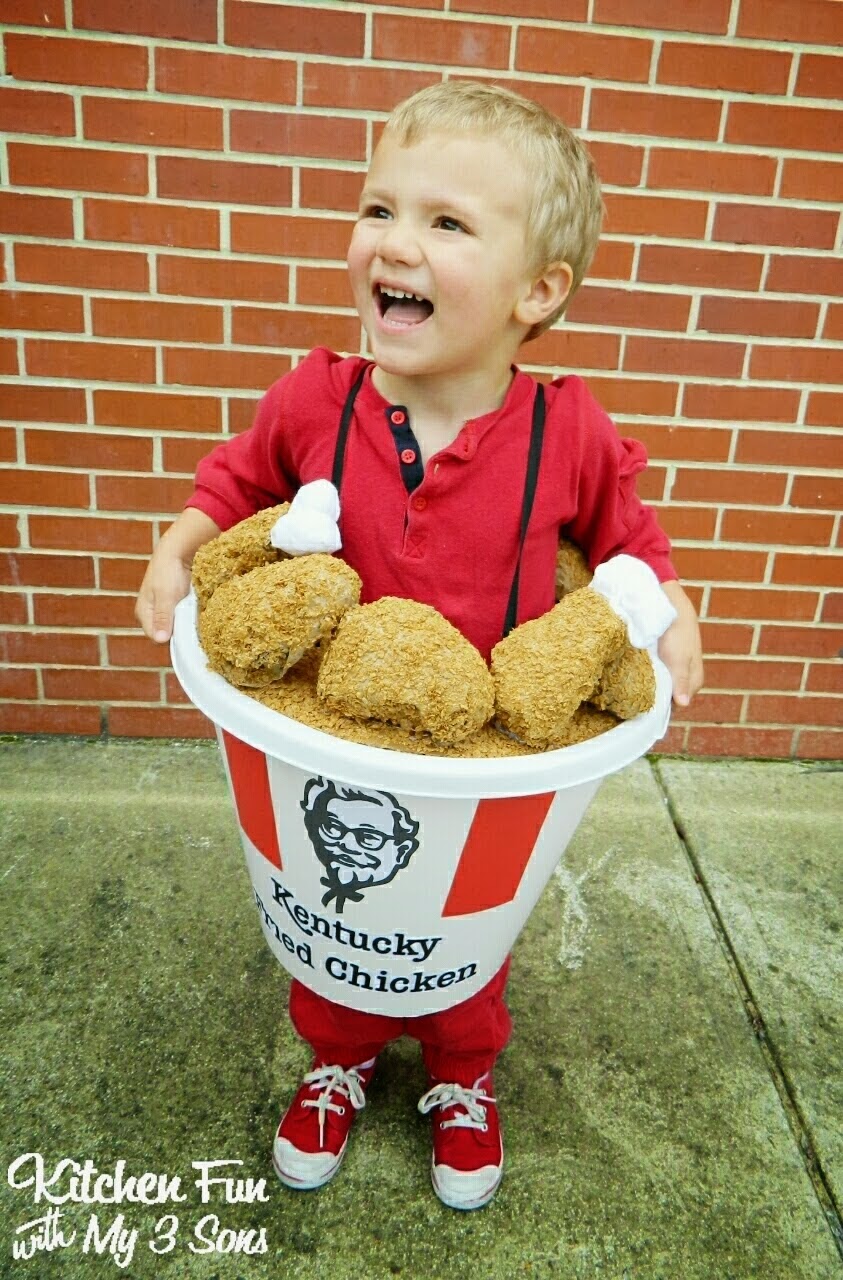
[272,1058,376,1190]
[417,1072,503,1210]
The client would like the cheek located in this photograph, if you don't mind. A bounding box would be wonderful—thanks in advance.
[346,227,371,279]
[432,248,491,302]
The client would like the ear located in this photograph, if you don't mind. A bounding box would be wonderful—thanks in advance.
[514,262,573,329]
[395,841,415,867]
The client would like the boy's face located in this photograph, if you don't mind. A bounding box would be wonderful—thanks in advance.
[348,131,536,386]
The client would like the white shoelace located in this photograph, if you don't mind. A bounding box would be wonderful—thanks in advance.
[417,1079,495,1132]
[301,1063,369,1149]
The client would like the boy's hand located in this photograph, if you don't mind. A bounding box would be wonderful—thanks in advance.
[135,508,221,643]
[135,548,193,643]
[657,580,704,708]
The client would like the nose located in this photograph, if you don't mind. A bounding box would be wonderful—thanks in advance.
[336,830,364,855]
[340,838,377,866]
[376,216,423,268]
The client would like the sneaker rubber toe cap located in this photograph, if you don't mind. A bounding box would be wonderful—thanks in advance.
[272,1136,346,1190]
[431,1160,503,1211]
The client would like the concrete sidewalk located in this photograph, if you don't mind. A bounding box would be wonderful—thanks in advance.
[0,739,840,1279]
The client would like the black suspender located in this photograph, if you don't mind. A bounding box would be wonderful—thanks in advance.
[502,382,545,638]
[331,368,546,643]
[331,363,368,492]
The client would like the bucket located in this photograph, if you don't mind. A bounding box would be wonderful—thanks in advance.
[171,590,671,1015]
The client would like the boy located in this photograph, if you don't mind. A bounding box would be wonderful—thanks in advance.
[136,82,703,1211]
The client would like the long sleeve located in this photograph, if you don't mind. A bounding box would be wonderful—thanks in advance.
[560,381,676,582]
[185,377,298,532]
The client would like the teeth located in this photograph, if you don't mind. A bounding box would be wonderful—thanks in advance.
[380,286,427,302]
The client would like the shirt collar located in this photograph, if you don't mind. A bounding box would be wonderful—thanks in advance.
[357,364,536,453]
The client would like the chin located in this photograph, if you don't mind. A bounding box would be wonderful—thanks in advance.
[368,344,437,378]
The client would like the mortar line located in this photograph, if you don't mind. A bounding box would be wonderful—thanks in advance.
[650,757,843,1259]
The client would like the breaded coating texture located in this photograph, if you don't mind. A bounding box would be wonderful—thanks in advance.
[560,703,621,744]
[191,503,291,610]
[491,586,627,749]
[254,671,538,757]
[198,554,361,688]
[555,537,593,600]
[250,649,619,757]
[317,597,495,745]
[591,644,656,720]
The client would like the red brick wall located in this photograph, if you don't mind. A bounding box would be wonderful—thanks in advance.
[1,0,841,758]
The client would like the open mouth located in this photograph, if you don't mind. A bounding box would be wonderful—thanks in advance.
[375,284,434,327]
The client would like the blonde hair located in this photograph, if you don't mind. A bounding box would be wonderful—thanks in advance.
[383,81,604,340]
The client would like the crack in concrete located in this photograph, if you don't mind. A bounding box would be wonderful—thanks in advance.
[650,758,843,1262]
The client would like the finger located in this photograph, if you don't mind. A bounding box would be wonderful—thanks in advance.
[689,653,705,700]
[138,584,176,644]
[151,597,175,644]
[671,660,692,708]
[134,590,155,639]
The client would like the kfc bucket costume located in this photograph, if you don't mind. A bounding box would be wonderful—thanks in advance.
[183,346,677,1208]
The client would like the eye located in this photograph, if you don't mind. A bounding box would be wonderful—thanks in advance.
[357,831,386,851]
[362,204,392,220]
[435,216,467,232]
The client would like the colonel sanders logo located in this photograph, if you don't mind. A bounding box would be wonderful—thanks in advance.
[301,777,421,913]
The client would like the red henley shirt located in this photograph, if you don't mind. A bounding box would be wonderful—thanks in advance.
[186,347,676,660]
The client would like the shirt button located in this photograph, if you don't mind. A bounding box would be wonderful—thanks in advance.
[400,448,416,463]
[412,495,427,511]
[391,409,407,425]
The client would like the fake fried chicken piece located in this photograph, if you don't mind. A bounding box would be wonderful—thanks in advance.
[491,587,627,750]
[555,537,593,600]
[591,645,656,720]
[555,545,657,720]
[191,503,291,610]
[198,554,361,688]
[317,597,495,745]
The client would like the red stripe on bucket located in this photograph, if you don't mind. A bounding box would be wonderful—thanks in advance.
[221,731,282,869]
[442,792,555,917]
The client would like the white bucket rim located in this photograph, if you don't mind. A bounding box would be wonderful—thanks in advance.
[171,590,672,799]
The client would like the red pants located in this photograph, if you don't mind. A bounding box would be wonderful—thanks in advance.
[289,958,512,1086]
